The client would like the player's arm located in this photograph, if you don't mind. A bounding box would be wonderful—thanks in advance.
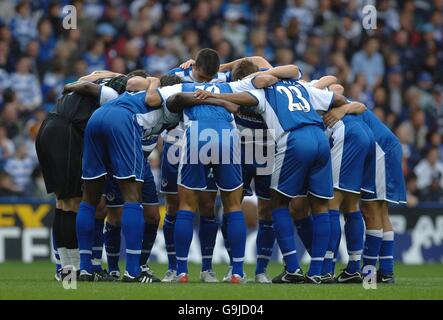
[219,56,273,72]
[323,95,366,127]
[144,77,163,107]
[166,93,240,114]
[246,65,300,80]
[78,71,122,82]
[311,75,338,90]
[63,81,101,97]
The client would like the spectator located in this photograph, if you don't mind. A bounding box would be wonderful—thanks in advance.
[9,1,37,50]
[4,143,37,193]
[0,125,15,163]
[405,172,420,207]
[351,37,385,89]
[0,171,21,196]
[9,56,42,111]
[419,172,443,203]
[414,147,443,190]
[145,40,179,76]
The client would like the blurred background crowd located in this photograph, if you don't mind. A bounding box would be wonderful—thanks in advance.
[0,0,442,206]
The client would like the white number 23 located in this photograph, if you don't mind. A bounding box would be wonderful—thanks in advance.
[276,85,310,112]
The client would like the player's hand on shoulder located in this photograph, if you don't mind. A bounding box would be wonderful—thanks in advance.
[180,59,195,69]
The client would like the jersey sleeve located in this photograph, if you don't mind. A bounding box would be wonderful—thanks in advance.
[306,86,334,112]
[228,78,256,93]
[156,84,182,105]
[246,89,267,114]
[99,86,119,105]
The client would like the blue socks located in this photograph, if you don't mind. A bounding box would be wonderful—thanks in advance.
[199,216,219,272]
[308,212,330,277]
[344,211,364,273]
[363,229,383,270]
[104,222,121,273]
[226,211,246,277]
[141,222,158,266]
[221,214,233,265]
[272,208,300,273]
[322,210,341,275]
[174,210,195,275]
[163,214,177,271]
[294,216,313,254]
[92,219,104,273]
[379,231,394,275]
[255,220,275,275]
[76,201,96,274]
[121,203,144,277]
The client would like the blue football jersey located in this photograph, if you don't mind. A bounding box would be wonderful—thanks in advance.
[103,90,178,147]
[229,78,334,139]
[157,82,235,124]
[167,66,230,84]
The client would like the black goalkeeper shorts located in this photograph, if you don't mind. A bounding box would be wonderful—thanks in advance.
[36,113,83,200]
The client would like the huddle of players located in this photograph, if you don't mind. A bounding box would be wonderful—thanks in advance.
[36,48,405,284]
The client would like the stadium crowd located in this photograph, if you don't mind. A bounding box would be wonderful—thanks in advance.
[0,0,442,205]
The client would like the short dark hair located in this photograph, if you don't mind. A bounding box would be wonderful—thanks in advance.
[232,59,259,81]
[160,74,183,87]
[194,48,220,78]
[127,69,150,78]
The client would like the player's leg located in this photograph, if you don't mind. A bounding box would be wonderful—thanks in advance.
[377,142,404,283]
[175,185,199,282]
[117,178,146,281]
[198,188,219,282]
[104,206,122,279]
[139,164,160,280]
[159,140,180,281]
[77,177,106,279]
[255,197,274,283]
[253,173,274,283]
[305,127,335,283]
[337,192,365,283]
[60,197,81,272]
[378,201,395,283]
[361,201,384,273]
[214,126,247,283]
[91,198,106,275]
[76,109,108,279]
[290,197,312,255]
[269,131,310,283]
[162,193,179,281]
[322,191,344,279]
[219,186,247,283]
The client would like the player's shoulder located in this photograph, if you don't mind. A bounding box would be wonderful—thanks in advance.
[167,66,191,77]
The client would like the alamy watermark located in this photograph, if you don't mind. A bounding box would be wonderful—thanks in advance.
[362,5,377,30]
[62,5,77,30]
[61,265,77,290]
[362,265,377,290]
[164,125,275,175]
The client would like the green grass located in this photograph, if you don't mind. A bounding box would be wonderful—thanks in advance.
[0,262,442,300]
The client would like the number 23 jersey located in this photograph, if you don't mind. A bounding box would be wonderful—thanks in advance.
[229,78,334,140]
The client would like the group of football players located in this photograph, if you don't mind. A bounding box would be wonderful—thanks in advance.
[35,48,406,285]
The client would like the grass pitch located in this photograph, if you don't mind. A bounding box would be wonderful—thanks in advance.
[0,261,442,300]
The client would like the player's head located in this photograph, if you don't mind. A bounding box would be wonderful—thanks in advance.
[160,74,183,87]
[193,48,220,82]
[231,59,259,81]
[127,69,149,78]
